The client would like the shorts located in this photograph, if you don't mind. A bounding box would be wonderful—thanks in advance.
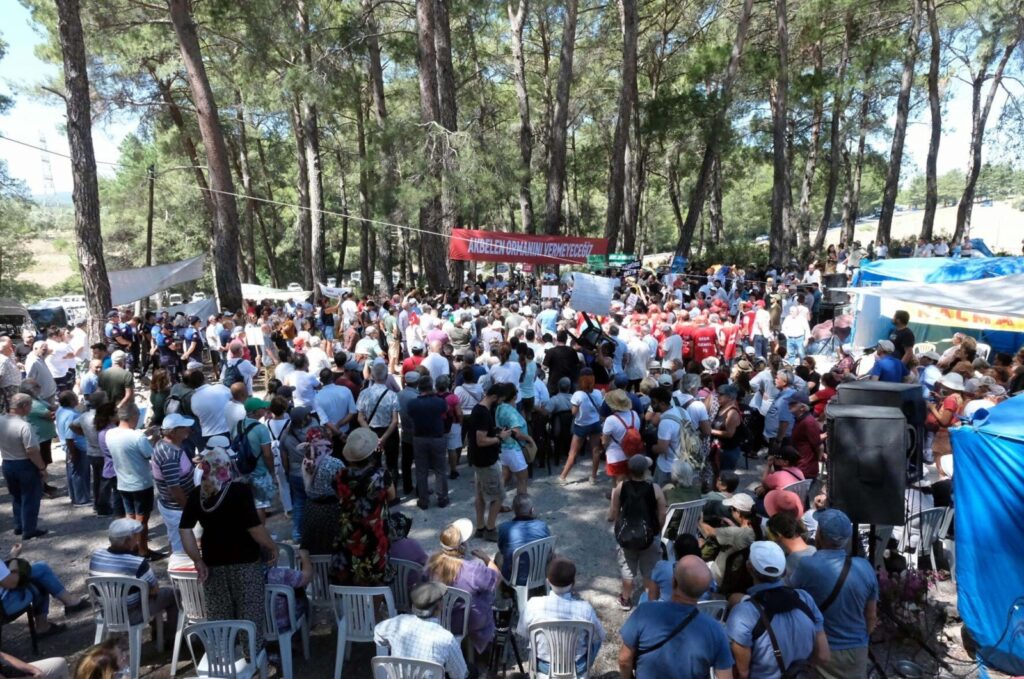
[474,460,505,503]
[617,540,661,582]
[499,445,528,474]
[606,460,628,478]
[249,473,277,510]
[572,421,601,438]
[120,487,155,517]
[388,340,400,361]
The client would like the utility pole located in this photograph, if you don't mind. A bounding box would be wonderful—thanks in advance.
[145,164,155,267]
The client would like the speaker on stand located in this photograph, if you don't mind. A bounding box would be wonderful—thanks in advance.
[835,381,927,481]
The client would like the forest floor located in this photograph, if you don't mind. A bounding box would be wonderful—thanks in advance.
[0,411,990,678]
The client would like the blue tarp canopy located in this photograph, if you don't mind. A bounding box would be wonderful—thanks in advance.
[851,257,1024,353]
[952,394,1024,675]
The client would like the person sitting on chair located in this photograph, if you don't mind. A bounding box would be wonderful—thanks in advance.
[516,556,604,675]
[373,582,468,679]
[0,541,88,638]
[496,494,551,585]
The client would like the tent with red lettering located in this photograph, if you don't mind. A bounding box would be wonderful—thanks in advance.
[841,259,1024,353]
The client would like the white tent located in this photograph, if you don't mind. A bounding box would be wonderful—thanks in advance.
[836,273,1024,318]
[108,255,206,306]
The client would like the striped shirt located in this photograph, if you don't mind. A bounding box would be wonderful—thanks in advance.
[150,440,195,510]
[89,548,158,614]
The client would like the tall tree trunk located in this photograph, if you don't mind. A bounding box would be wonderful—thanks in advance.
[920,0,941,240]
[334,149,350,281]
[297,0,325,295]
[674,0,755,256]
[415,0,449,290]
[841,90,872,243]
[289,103,313,289]
[877,0,923,248]
[536,8,554,176]
[148,68,216,223]
[253,135,283,287]
[768,0,791,268]
[234,94,257,283]
[953,26,1021,242]
[542,0,579,235]
[795,24,825,252]
[355,95,373,294]
[363,0,397,293]
[814,15,853,251]
[168,0,242,310]
[604,0,638,251]
[709,153,724,245]
[433,0,461,286]
[508,0,535,233]
[55,0,111,340]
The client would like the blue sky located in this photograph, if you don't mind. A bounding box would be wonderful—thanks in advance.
[0,0,1012,196]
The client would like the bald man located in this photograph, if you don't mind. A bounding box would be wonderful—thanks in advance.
[619,556,734,678]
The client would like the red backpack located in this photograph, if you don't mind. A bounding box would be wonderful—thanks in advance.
[614,413,645,457]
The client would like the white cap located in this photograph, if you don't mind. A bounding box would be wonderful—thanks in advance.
[749,541,787,578]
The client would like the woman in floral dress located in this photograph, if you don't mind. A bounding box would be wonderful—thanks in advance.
[331,427,395,585]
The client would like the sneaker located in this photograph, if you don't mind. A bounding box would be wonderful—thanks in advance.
[617,595,632,611]
[417,500,429,510]
[23,529,49,540]
[437,498,450,509]
[64,599,90,615]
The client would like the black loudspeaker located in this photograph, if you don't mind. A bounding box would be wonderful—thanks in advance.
[822,273,850,305]
[825,404,908,526]
[836,381,926,479]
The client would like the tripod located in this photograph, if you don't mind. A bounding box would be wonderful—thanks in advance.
[488,598,525,676]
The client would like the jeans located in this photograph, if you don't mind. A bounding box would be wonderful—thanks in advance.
[1,562,66,618]
[400,440,415,495]
[157,500,184,554]
[287,474,307,543]
[414,436,448,507]
[66,444,92,506]
[719,447,742,471]
[785,336,805,363]
[323,325,335,341]
[89,457,112,514]
[2,459,43,534]
[754,335,769,359]
[373,427,400,489]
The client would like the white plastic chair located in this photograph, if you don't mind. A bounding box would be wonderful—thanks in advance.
[527,619,596,679]
[439,586,471,645]
[184,620,268,679]
[898,507,948,572]
[87,576,165,679]
[913,342,936,356]
[782,480,813,507]
[939,507,956,584]
[275,543,296,570]
[264,584,311,679]
[169,571,209,677]
[389,559,425,614]
[509,537,556,615]
[660,500,706,558]
[307,555,333,613]
[371,656,445,679]
[975,343,991,361]
[697,599,729,624]
[330,585,397,679]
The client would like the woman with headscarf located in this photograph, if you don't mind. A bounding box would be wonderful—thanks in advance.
[927,373,966,478]
[332,427,394,585]
[298,427,343,554]
[425,519,501,657]
[179,438,278,653]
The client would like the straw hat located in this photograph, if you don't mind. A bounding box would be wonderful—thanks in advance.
[604,389,632,412]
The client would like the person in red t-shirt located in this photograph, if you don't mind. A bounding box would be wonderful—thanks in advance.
[691,317,718,364]
[788,392,823,479]
[719,319,741,362]
[401,342,426,374]
[810,371,838,417]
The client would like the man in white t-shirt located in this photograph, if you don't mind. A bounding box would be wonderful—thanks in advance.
[672,374,712,437]
[649,386,684,485]
[221,341,258,395]
[188,381,232,443]
[420,340,450,384]
[284,354,320,408]
[660,325,683,366]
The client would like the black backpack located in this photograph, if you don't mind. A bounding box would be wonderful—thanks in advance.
[615,480,657,551]
[749,587,817,679]
[230,420,262,475]
[222,359,244,387]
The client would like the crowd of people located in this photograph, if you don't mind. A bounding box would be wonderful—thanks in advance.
[0,258,1019,678]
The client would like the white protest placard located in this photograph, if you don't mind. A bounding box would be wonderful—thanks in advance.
[541,285,560,299]
[244,326,264,347]
[570,273,616,316]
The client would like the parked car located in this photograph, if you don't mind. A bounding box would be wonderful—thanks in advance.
[326,276,337,287]
[286,282,303,292]
[167,293,184,306]
[191,292,207,302]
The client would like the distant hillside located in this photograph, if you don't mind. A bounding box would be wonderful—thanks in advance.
[31,192,73,207]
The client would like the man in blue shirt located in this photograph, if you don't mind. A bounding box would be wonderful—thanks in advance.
[497,494,551,584]
[727,541,829,679]
[868,340,908,383]
[619,555,734,678]
[763,371,797,443]
[790,510,878,679]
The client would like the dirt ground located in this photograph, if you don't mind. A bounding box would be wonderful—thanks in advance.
[0,431,987,679]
